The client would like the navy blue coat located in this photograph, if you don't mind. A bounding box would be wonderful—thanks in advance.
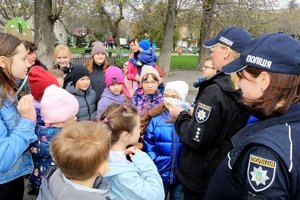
[143,111,182,185]
[205,102,300,200]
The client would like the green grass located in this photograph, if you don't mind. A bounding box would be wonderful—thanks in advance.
[114,55,198,70]
[70,48,86,54]
[170,55,198,69]
[71,48,198,70]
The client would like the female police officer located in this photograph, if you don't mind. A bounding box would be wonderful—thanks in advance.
[166,27,252,199]
[205,32,300,199]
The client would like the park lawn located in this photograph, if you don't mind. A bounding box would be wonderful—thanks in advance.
[71,48,86,54]
[115,55,198,70]
[170,55,198,70]
[71,47,198,70]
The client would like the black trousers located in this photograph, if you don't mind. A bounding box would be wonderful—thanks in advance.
[183,186,205,200]
[0,176,24,200]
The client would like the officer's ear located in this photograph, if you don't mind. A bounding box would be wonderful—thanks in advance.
[222,46,231,60]
[257,71,270,92]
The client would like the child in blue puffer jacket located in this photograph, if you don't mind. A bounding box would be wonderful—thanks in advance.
[143,81,189,200]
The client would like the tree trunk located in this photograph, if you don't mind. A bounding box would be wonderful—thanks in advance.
[158,0,177,76]
[34,0,55,69]
[197,0,216,70]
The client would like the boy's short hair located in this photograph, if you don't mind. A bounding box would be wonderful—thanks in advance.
[51,121,111,180]
[49,68,64,78]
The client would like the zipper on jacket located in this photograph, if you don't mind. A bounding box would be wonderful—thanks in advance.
[84,91,91,118]
[170,129,177,184]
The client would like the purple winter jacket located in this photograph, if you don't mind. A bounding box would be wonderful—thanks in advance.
[97,88,126,116]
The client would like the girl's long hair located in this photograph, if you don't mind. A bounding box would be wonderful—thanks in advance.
[140,103,168,135]
[0,33,22,103]
[85,57,109,74]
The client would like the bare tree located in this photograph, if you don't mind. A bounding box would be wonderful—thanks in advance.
[34,0,63,68]
[197,0,216,69]
[95,0,125,55]
[158,0,178,76]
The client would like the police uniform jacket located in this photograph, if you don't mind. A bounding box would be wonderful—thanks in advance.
[205,102,300,200]
[175,72,249,193]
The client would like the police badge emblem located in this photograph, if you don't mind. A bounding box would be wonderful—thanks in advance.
[195,103,211,123]
[247,154,276,192]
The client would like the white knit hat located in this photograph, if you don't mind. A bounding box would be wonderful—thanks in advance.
[165,81,189,101]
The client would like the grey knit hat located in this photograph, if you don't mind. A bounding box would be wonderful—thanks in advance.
[91,41,107,57]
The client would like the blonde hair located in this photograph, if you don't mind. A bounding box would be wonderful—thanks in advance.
[49,68,64,78]
[53,43,71,59]
[219,44,241,88]
[51,121,111,180]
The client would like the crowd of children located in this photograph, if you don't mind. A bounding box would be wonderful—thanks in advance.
[3,27,300,200]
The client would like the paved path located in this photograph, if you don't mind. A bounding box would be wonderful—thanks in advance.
[164,70,201,103]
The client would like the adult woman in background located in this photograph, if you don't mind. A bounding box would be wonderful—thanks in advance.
[85,41,109,104]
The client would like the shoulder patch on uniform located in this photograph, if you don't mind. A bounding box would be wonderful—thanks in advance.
[195,102,211,123]
[247,154,276,192]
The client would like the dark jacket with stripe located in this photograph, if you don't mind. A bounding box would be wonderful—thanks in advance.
[174,72,249,193]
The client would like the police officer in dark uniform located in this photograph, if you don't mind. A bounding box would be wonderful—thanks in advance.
[167,27,252,199]
[205,33,300,200]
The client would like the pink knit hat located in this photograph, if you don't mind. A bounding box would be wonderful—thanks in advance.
[91,41,107,57]
[41,85,79,124]
[105,66,124,87]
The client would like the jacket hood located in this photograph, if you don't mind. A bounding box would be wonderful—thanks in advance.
[37,166,110,200]
[66,82,93,96]
[105,162,139,177]
[212,72,243,103]
[101,88,125,104]
[104,151,140,177]
[138,50,156,66]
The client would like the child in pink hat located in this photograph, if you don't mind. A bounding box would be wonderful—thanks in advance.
[94,66,131,118]
[28,85,79,195]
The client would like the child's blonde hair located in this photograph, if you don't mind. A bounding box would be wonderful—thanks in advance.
[49,68,64,79]
[53,43,71,59]
[101,104,139,145]
[51,121,111,180]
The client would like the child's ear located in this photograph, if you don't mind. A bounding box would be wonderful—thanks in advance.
[97,160,109,176]
[0,56,9,69]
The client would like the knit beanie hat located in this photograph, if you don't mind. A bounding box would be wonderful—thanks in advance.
[140,65,161,83]
[165,81,189,101]
[139,40,151,50]
[41,85,79,124]
[28,66,60,101]
[71,66,90,86]
[91,41,107,57]
[105,66,124,87]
